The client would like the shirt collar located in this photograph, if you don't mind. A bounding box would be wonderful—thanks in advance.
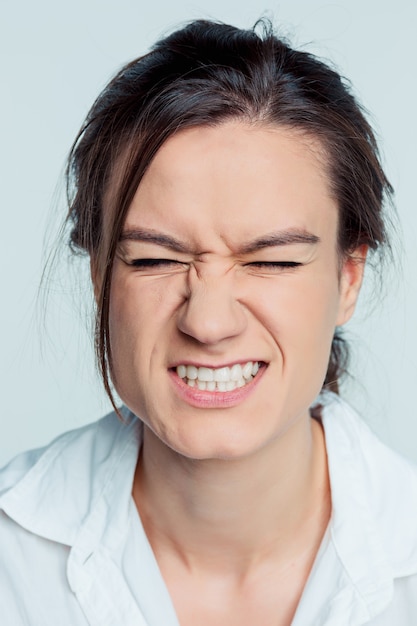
[314,392,417,621]
[0,407,141,547]
[1,394,417,621]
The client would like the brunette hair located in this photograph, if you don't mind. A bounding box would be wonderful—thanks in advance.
[66,19,392,408]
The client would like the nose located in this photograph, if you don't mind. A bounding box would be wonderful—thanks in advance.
[177,266,247,345]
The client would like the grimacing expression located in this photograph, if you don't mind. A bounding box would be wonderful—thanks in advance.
[106,122,365,460]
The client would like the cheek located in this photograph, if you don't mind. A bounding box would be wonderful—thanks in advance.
[108,273,185,373]
[286,278,341,388]
[254,269,339,315]
[110,273,166,334]
[247,272,340,359]
[109,280,140,351]
[108,273,149,389]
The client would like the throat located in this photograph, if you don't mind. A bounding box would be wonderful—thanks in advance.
[133,418,331,575]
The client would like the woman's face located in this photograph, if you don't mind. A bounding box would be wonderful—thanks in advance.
[108,122,364,460]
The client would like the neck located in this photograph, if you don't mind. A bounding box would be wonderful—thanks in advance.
[133,413,330,577]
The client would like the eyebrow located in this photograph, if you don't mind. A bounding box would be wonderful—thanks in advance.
[238,229,320,254]
[119,228,190,253]
[119,227,320,255]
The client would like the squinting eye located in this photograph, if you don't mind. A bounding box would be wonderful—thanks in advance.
[129,258,188,271]
[131,258,180,267]
[246,261,302,269]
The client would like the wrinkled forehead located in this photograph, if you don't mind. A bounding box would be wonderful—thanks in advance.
[97,121,336,269]
[125,123,336,246]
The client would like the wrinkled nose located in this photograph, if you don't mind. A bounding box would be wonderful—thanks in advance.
[177,268,247,345]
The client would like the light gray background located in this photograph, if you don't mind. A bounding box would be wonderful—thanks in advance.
[0,0,416,466]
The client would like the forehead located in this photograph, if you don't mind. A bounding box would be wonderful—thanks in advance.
[125,121,337,250]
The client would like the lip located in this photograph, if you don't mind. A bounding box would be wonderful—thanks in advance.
[168,363,267,409]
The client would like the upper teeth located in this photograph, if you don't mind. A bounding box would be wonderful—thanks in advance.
[176,361,260,391]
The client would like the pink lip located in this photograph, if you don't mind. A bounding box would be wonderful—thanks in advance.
[168,364,266,409]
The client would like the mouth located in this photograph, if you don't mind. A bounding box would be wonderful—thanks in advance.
[173,361,265,392]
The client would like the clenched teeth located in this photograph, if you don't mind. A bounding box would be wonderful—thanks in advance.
[176,361,260,392]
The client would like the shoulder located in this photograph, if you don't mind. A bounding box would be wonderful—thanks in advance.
[0,408,142,622]
[0,407,141,545]
[0,408,133,491]
[321,392,417,577]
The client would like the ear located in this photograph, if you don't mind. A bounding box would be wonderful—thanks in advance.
[336,245,368,326]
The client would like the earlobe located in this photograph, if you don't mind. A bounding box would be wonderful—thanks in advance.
[336,245,368,326]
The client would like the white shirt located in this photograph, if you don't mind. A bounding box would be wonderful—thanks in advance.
[1,394,417,625]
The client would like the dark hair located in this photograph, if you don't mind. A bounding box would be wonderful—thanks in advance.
[66,19,392,409]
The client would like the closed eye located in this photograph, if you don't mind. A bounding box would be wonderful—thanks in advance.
[130,258,183,268]
[245,261,302,269]
[129,258,189,275]
[128,258,302,272]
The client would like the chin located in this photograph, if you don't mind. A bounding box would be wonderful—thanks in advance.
[155,418,277,462]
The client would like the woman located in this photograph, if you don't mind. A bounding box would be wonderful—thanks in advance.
[1,19,416,626]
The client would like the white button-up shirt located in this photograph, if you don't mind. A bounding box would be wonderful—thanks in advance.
[1,394,417,625]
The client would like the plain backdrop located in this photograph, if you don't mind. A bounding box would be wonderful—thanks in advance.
[0,0,416,466]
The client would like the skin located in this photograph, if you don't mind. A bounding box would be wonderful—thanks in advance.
[106,121,366,625]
